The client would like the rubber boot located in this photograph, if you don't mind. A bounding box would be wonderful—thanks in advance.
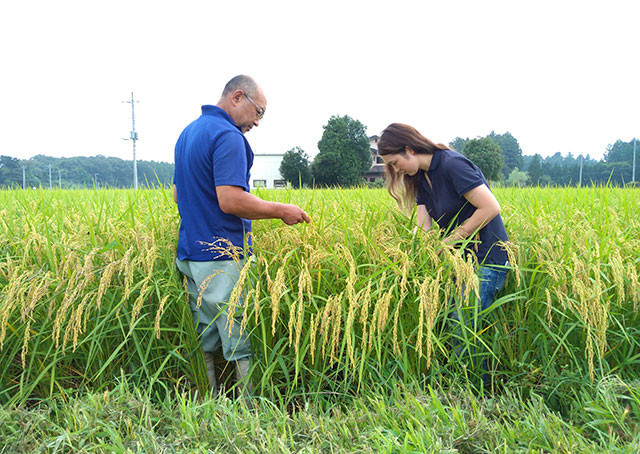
[234,358,252,397]
[203,351,218,395]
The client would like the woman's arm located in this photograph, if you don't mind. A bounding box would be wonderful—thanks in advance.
[416,204,433,232]
[443,184,500,244]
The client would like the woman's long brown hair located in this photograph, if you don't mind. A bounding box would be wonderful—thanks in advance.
[377,123,450,210]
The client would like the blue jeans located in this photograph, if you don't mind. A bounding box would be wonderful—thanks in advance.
[477,264,509,311]
[450,264,509,362]
[451,263,509,322]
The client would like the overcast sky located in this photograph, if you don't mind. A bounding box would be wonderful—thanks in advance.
[1,1,638,164]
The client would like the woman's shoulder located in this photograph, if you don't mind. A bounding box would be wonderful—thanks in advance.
[437,149,475,171]
[441,148,468,160]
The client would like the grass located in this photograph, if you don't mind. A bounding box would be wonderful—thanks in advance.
[1,377,638,453]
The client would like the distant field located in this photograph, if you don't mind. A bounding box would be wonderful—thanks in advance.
[0,186,638,450]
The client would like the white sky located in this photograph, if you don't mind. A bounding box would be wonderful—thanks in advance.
[1,0,638,164]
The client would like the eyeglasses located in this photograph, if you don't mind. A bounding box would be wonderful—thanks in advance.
[243,93,265,120]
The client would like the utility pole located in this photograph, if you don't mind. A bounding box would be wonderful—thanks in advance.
[123,92,139,189]
[579,155,583,187]
[49,164,52,189]
[633,138,636,183]
[22,166,26,190]
[94,173,99,189]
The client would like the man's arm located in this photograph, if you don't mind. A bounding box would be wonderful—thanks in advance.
[216,185,310,225]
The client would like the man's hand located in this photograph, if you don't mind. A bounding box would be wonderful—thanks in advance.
[216,185,310,224]
[278,203,311,225]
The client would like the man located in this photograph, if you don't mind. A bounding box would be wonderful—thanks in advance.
[173,75,310,395]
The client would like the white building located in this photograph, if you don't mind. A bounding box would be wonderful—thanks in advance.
[249,154,286,189]
[363,135,386,183]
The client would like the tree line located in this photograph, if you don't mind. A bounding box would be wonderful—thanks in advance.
[519,140,637,186]
[2,119,636,189]
[0,155,174,189]
[280,116,638,188]
[451,136,638,187]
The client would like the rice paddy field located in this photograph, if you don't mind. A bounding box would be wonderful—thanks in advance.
[0,186,639,452]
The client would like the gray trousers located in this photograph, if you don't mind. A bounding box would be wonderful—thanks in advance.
[176,258,250,361]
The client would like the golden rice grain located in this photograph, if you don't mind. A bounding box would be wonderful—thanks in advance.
[416,276,428,358]
[329,292,344,365]
[270,266,287,335]
[154,294,171,339]
[545,288,553,326]
[21,318,32,369]
[196,271,222,309]
[96,260,119,310]
[226,255,254,335]
[253,278,261,325]
[309,313,318,365]
[359,280,372,356]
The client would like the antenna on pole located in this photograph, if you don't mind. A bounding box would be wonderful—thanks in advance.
[122,92,139,189]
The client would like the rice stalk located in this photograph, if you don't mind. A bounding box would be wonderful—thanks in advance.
[226,255,254,335]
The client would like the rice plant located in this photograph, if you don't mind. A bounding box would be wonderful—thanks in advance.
[0,185,638,415]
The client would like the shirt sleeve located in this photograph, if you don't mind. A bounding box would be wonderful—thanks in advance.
[444,155,486,197]
[212,131,249,190]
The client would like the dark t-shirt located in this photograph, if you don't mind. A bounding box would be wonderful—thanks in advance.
[174,105,253,261]
[416,149,509,266]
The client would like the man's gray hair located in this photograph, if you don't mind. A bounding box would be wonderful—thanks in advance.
[221,75,258,98]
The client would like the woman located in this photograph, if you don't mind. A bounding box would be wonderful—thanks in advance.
[377,123,509,312]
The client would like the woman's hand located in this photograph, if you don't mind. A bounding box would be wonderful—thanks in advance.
[445,185,501,244]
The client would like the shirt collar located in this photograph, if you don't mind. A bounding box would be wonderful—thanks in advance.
[427,149,444,173]
[201,105,241,131]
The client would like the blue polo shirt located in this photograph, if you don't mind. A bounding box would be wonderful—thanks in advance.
[174,105,254,261]
[416,149,509,266]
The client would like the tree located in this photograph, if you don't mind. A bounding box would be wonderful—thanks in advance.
[527,154,543,185]
[449,137,469,153]
[605,139,637,163]
[312,115,371,186]
[506,168,529,186]
[279,147,311,188]
[461,138,504,181]
[487,131,523,179]
[604,139,637,183]
[0,156,23,187]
